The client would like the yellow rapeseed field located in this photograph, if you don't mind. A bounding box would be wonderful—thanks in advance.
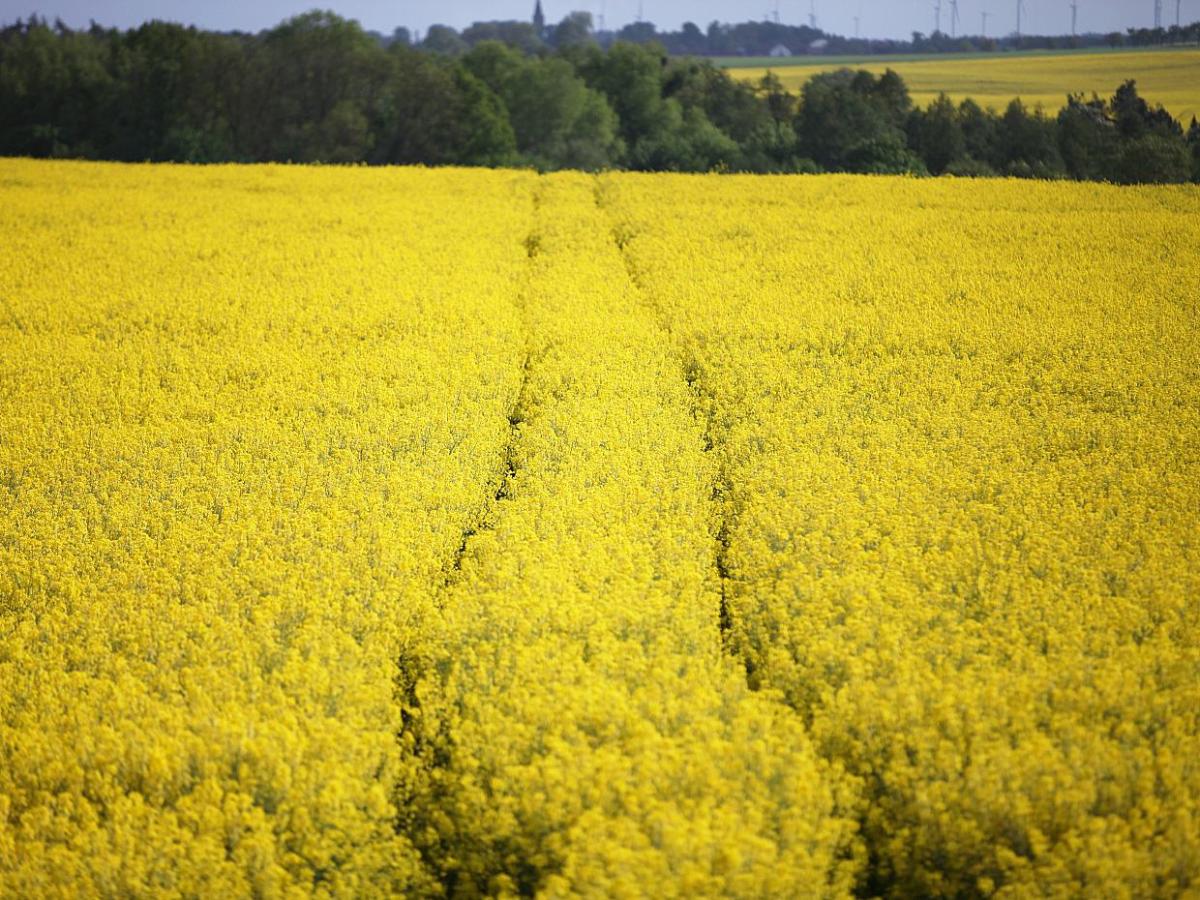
[730,48,1200,121]
[2,158,1198,897]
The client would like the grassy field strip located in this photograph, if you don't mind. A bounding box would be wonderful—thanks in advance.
[0,161,533,895]
[610,172,1200,895]
[716,45,1200,68]
[728,48,1200,120]
[403,173,861,896]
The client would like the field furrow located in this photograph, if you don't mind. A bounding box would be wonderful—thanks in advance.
[3,159,1198,898]
[607,172,1200,896]
[0,161,534,895]
[402,173,860,898]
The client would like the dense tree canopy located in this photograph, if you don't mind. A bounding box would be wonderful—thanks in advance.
[1,12,1196,182]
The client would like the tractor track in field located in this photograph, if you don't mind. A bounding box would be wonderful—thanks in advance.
[394,180,542,867]
[592,175,745,670]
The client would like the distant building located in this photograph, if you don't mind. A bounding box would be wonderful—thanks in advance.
[768,43,792,57]
[807,38,830,53]
[533,0,546,38]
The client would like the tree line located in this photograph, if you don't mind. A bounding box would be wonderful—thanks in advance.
[397,12,1200,58]
[395,13,1200,59]
[2,13,1197,182]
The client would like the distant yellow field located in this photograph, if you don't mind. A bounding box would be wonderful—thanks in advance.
[732,48,1200,121]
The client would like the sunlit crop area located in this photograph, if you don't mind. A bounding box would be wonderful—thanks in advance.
[2,159,1198,897]
[730,47,1200,120]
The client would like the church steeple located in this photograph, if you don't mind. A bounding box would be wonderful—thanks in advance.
[533,0,546,36]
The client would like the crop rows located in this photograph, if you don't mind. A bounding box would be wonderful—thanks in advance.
[401,174,859,896]
[2,160,1198,897]
[604,172,1200,896]
[0,161,532,894]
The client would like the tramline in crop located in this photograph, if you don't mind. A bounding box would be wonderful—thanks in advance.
[2,159,1197,897]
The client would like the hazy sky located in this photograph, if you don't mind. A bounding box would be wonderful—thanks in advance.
[0,0,1188,41]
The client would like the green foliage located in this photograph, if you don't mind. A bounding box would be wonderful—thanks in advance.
[844,134,927,175]
[629,100,740,171]
[477,52,620,171]
[943,156,997,177]
[798,68,915,173]
[422,24,466,57]
[452,69,518,167]
[908,93,966,175]
[1056,82,1193,183]
[1110,79,1182,140]
[460,21,542,55]
[1189,118,1200,181]
[0,15,1193,180]
[957,98,997,164]
[248,12,386,163]
[997,99,1066,177]
[577,42,741,171]
[1057,95,1119,180]
[550,12,595,50]
[1115,132,1193,184]
[666,60,774,146]
[578,42,668,150]
[366,47,516,167]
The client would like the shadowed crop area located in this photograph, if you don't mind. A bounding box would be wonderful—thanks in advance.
[1,159,1197,897]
